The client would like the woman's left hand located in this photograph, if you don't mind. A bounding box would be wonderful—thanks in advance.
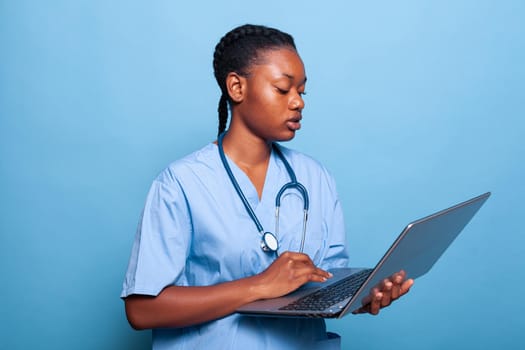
[352,270,414,315]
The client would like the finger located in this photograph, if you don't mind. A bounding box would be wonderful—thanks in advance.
[360,287,378,306]
[393,271,405,284]
[380,280,393,307]
[314,267,333,279]
[286,264,330,285]
[353,287,383,315]
[390,282,401,300]
[288,264,328,282]
[308,271,333,282]
[396,270,407,280]
[399,278,414,296]
[368,291,383,315]
[362,288,381,315]
[307,274,330,283]
[390,272,405,299]
[285,254,332,280]
[352,304,369,314]
[307,266,333,281]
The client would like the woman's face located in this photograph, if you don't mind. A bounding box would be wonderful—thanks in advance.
[232,48,306,143]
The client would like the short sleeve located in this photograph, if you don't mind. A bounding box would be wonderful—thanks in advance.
[121,176,192,298]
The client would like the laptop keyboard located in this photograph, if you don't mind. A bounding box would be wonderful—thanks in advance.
[279,268,373,311]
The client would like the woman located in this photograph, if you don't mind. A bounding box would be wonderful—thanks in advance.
[121,24,413,349]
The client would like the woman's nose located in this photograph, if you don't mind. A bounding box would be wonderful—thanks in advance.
[289,93,305,111]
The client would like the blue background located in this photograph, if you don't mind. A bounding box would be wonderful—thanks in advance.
[1,1,523,349]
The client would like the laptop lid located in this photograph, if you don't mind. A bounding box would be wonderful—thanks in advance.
[236,192,491,318]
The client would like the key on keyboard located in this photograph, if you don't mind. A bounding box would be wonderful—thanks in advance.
[279,268,373,311]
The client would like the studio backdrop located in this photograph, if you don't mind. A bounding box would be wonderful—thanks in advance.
[1,1,523,349]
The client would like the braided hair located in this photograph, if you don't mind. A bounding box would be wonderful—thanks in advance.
[213,24,297,136]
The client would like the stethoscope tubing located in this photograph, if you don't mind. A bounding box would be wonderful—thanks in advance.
[218,133,266,234]
[218,132,309,254]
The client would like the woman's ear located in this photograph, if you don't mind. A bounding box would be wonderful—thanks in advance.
[226,72,246,103]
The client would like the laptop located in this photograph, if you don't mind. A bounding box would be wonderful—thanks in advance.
[237,192,491,318]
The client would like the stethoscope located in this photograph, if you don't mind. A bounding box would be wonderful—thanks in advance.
[218,132,309,254]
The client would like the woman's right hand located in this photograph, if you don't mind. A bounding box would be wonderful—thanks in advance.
[124,251,332,330]
[251,251,333,300]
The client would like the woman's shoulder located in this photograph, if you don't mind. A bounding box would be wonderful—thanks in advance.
[154,143,218,184]
[276,144,333,178]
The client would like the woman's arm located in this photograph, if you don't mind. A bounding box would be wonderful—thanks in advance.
[124,251,332,329]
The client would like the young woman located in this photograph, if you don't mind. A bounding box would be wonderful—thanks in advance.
[121,24,413,350]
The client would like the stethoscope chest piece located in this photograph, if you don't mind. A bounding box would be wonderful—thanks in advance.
[261,232,279,253]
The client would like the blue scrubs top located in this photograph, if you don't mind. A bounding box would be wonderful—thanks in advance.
[121,143,349,349]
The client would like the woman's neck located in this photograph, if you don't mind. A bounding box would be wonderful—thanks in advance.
[221,128,272,199]
[221,125,272,165]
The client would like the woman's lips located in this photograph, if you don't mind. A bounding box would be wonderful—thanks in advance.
[286,117,302,131]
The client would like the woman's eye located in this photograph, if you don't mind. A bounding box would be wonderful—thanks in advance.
[276,87,289,94]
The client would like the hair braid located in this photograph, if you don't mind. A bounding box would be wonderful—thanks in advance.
[217,93,228,135]
[212,24,296,136]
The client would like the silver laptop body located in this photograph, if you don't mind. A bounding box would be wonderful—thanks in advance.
[236,192,490,318]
